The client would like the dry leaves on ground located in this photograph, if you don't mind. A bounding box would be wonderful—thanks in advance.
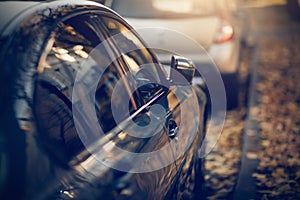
[204,108,245,200]
[252,35,300,200]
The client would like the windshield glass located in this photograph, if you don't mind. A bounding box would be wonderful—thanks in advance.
[111,0,219,18]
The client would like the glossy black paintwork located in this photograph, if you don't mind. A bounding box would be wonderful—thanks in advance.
[0,1,207,200]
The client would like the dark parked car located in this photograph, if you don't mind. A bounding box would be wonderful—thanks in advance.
[0,1,207,199]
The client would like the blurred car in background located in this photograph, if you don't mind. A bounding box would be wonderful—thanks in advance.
[0,1,207,199]
[105,0,242,109]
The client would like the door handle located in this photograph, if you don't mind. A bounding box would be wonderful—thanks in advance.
[168,119,179,139]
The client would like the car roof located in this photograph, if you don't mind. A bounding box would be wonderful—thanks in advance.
[0,1,40,34]
[0,0,114,39]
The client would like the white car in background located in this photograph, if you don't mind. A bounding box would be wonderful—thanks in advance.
[105,0,242,109]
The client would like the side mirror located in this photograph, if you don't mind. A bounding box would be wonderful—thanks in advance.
[169,55,195,85]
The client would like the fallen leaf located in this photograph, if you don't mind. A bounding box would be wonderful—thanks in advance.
[252,173,266,181]
[246,152,258,160]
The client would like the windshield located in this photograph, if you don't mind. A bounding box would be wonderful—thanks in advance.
[111,0,219,18]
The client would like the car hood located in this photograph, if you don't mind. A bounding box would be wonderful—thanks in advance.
[124,16,219,52]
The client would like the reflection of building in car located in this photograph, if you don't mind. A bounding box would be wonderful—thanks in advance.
[0,1,207,200]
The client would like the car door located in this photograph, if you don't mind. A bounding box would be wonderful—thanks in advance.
[31,10,181,200]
